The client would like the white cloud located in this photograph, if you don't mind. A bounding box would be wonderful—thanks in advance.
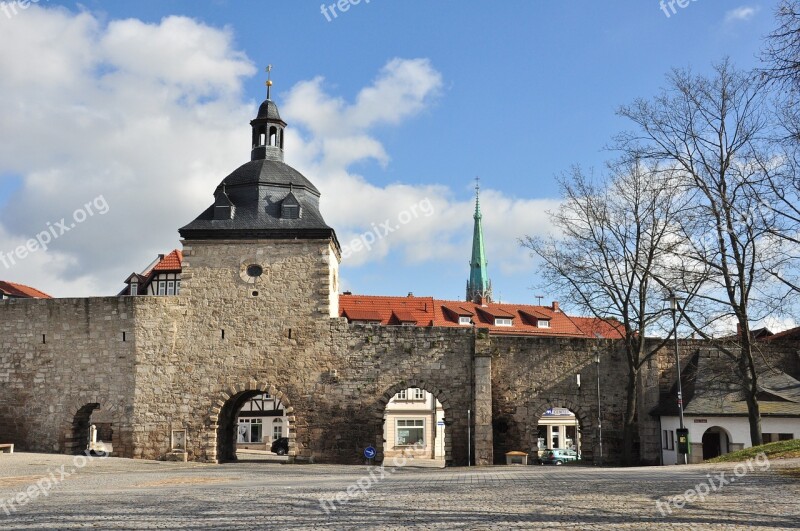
[0,7,554,298]
[724,6,759,24]
[0,8,255,296]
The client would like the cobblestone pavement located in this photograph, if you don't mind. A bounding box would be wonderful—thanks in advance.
[0,453,798,530]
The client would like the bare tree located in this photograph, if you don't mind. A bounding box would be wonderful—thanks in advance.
[763,0,800,92]
[521,159,680,465]
[616,60,789,447]
[760,0,800,295]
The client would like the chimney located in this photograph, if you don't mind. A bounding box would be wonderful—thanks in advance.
[407,292,414,297]
[343,291,352,296]
[552,301,559,313]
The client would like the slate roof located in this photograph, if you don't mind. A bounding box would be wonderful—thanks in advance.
[652,348,800,418]
[338,294,624,338]
[0,281,52,299]
[256,99,283,122]
[179,159,337,245]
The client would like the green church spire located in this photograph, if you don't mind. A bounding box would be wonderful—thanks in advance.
[466,178,492,303]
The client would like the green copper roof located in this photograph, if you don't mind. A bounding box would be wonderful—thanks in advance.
[467,184,492,302]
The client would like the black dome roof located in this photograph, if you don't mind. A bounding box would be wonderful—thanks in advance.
[223,159,320,196]
[256,99,282,121]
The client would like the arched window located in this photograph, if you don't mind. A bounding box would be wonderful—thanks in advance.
[269,126,278,146]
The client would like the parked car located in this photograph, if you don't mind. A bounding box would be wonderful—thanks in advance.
[271,437,289,455]
[539,448,580,465]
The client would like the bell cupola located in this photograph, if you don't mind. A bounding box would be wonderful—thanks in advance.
[250,65,286,162]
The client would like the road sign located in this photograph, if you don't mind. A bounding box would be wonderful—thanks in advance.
[437,421,445,426]
[364,446,376,459]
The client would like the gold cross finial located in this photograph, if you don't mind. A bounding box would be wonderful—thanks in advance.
[266,65,273,99]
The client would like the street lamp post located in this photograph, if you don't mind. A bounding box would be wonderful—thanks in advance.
[594,350,603,466]
[668,293,687,465]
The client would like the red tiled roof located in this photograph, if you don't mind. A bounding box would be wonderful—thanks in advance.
[568,316,625,340]
[153,250,183,272]
[339,295,436,327]
[342,308,384,322]
[0,281,53,299]
[391,310,418,323]
[339,294,620,338]
[764,326,800,341]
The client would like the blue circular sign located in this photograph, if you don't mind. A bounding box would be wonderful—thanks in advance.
[364,446,376,459]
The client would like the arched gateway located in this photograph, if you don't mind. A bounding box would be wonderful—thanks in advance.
[207,381,296,463]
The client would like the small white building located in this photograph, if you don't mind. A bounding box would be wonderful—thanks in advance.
[235,392,288,451]
[655,349,800,465]
[537,407,581,453]
[383,387,445,460]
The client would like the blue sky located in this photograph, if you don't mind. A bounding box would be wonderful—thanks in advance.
[0,1,787,316]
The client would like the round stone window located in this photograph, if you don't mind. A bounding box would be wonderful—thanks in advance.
[246,264,263,278]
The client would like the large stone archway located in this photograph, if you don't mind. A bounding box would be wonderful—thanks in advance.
[374,379,454,466]
[206,381,296,464]
[527,399,595,462]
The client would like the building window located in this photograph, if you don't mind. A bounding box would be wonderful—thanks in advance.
[167,281,176,295]
[157,281,166,295]
[273,419,283,440]
[396,389,407,400]
[459,316,472,325]
[237,418,263,443]
[538,320,550,328]
[662,430,674,450]
[495,318,512,327]
[130,281,138,296]
[413,388,425,400]
[176,280,181,294]
[281,204,300,219]
[396,419,424,446]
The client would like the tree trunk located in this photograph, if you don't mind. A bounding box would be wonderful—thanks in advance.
[739,337,763,447]
[621,365,638,466]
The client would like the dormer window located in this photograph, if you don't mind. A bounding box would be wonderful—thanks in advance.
[459,316,472,325]
[538,320,550,328]
[281,204,300,219]
[130,281,138,296]
[495,318,513,327]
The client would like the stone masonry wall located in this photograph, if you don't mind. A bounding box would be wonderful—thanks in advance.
[0,297,137,455]
[490,336,629,465]
[2,234,796,466]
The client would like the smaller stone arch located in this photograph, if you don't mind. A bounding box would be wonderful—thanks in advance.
[60,397,122,455]
[206,380,297,464]
[375,379,454,465]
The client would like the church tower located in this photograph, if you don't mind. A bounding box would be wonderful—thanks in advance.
[466,180,492,304]
[179,69,341,318]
